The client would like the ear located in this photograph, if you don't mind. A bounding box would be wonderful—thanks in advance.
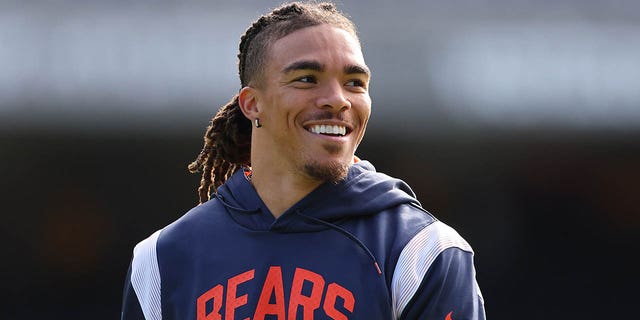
[238,86,260,120]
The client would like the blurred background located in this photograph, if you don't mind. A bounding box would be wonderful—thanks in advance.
[1,0,639,318]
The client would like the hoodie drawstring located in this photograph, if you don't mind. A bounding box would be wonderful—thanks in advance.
[294,210,383,276]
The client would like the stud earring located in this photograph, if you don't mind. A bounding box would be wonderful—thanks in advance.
[254,118,262,128]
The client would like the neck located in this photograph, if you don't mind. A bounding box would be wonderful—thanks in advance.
[249,166,323,218]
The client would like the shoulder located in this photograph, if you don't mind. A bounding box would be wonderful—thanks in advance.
[148,197,235,248]
[392,220,480,317]
[398,219,473,262]
[130,198,224,280]
[128,229,163,320]
[126,200,225,318]
[365,203,438,259]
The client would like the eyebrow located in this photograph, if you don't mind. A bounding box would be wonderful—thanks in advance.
[282,60,324,74]
[282,60,370,77]
[344,64,370,77]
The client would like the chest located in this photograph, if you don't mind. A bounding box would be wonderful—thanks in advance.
[158,230,393,319]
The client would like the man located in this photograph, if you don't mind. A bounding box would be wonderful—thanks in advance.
[121,2,486,319]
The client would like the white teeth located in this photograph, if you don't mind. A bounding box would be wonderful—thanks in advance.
[309,124,347,136]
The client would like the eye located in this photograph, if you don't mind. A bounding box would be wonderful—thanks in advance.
[345,79,367,89]
[295,75,317,84]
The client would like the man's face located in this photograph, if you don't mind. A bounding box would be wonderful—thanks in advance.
[252,24,371,183]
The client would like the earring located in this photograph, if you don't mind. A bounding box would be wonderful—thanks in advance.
[254,118,262,128]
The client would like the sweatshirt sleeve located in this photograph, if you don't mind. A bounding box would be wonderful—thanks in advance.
[121,230,163,320]
[121,262,146,319]
[392,221,486,320]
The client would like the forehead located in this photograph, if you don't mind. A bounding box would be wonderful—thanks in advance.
[266,24,366,73]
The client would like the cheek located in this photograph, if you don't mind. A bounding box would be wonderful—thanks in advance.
[279,94,313,125]
[262,93,295,123]
[354,96,372,122]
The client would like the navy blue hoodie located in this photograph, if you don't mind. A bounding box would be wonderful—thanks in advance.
[122,160,485,319]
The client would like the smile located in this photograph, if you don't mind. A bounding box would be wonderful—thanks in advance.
[308,124,347,136]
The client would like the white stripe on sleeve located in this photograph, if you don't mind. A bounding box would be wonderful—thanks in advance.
[391,221,473,318]
[131,229,163,320]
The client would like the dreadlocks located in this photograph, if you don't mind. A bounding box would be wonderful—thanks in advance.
[187,1,359,204]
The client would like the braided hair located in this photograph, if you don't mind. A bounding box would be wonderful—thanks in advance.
[188,1,359,204]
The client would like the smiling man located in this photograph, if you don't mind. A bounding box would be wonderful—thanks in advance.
[239,22,371,217]
[121,2,485,320]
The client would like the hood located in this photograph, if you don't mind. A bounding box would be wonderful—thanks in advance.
[215,160,421,233]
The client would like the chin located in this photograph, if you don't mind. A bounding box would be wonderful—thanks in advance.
[303,159,350,184]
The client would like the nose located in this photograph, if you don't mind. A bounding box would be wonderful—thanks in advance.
[316,80,351,112]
